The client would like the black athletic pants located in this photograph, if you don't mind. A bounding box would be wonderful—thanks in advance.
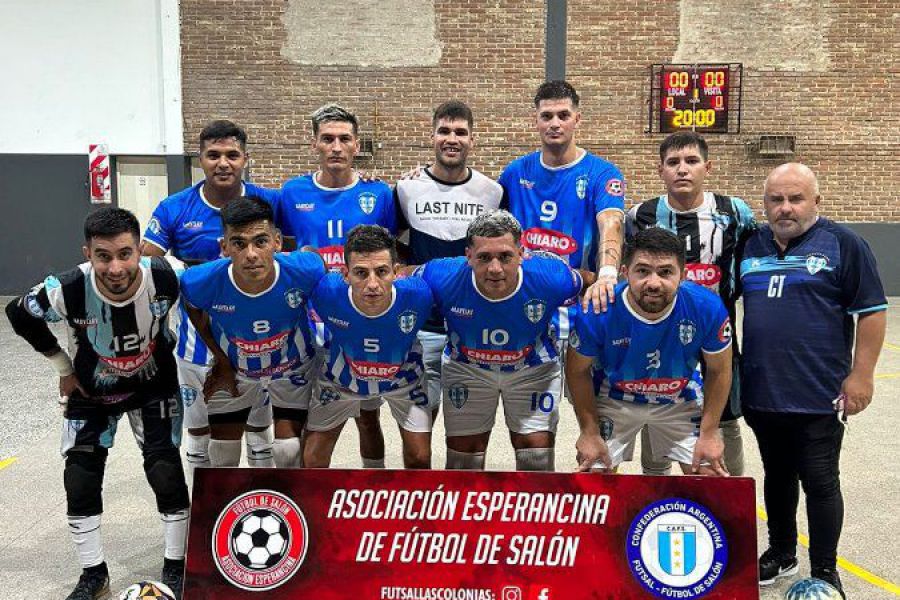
[744,408,844,570]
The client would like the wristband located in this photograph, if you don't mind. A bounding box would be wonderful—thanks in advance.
[48,352,75,377]
[597,265,618,279]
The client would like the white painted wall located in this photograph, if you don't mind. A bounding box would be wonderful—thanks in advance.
[0,0,182,155]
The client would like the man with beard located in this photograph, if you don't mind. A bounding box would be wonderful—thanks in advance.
[6,208,190,599]
[566,227,731,476]
[627,131,756,476]
[394,100,502,418]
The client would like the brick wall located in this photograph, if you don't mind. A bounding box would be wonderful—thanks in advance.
[181,0,899,222]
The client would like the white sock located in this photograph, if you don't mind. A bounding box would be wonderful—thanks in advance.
[245,429,275,468]
[514,447,555,471]
[273,437,302,468]
[208,439,241,467]
[160,509,189,560]
[445,449,486,470]
[184,433,211,473]
[362,457,385,469]
[68,515,104,568]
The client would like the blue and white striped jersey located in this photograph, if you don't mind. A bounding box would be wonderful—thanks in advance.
[310,273,433,395]
[419,255,582,372]
[180,252,325,379]
[276,174,396,271]
[143,181,282,366]
[571,282,731,405]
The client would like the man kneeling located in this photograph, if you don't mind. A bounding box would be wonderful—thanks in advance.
[567,228,731,475]
[305,225,435,468]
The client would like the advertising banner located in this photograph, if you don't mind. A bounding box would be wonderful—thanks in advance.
[185,469,757,599]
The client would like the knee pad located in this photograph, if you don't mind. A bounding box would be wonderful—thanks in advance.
[445,449,485,470]
[515,447,555,472]
[144,448,190,513]
[64,450,107,516]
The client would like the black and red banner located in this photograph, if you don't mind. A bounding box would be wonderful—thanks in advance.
[185,469,758,599]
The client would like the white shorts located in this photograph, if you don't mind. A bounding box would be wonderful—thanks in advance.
[441,360,561,437]
[418,330,446,412]
[177,357,272,429]
[595,396,701,468]
[307,379,432,433]
[205,360,315,418]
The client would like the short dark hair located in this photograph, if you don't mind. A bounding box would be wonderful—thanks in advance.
[465,210,522,247]
[659,131,709,162]
[199,120,247,151]
[344,225,398,264]
[624,227,685,268]
[83,207,140,243]
[220,196,274,230]
[310,103,359,137]
[534,80,580,108]
[432,100,473,130]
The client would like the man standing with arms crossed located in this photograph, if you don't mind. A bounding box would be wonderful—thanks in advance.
[143,120,279,471]
[740,163,886,597]
[627,131,756,476]
[276,104,395,468]
[499,80,625,323]
[395,100,503,417]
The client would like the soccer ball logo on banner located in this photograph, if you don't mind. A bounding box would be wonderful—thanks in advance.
[212,490,308,591]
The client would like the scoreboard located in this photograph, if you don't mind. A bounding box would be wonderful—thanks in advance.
[652,64,741,134]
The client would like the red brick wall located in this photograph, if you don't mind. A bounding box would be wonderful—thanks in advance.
[181,0,899,221]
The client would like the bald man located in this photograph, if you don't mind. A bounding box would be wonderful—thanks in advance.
[738,163,887,597]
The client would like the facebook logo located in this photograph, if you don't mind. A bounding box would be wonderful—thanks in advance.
[528,586,552,600]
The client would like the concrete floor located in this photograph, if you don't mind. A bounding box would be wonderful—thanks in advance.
[0,298,897,599]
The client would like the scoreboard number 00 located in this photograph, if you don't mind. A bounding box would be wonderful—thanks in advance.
[653,64,739,134]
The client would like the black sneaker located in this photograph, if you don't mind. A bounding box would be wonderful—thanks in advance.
[161,558,185,600]
[811,567,846,599]
[758,547,799,585]
[66,564,110,600]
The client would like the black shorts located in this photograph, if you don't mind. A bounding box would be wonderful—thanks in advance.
[61,392,182,456]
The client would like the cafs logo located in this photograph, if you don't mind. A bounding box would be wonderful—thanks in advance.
[626,498,728,598]
[212,490,308,591]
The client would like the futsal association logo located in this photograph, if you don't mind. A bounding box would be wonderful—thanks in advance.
[626,498,728,598]
[805,253,830,275]
[524,299,547,324]
[212,490,308,591]
[448,384,469,409]
[398,310,417,334]
[358,192,377,215]
[575,175,589,199]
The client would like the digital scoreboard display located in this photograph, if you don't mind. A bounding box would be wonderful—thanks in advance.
[660,65,729,133]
